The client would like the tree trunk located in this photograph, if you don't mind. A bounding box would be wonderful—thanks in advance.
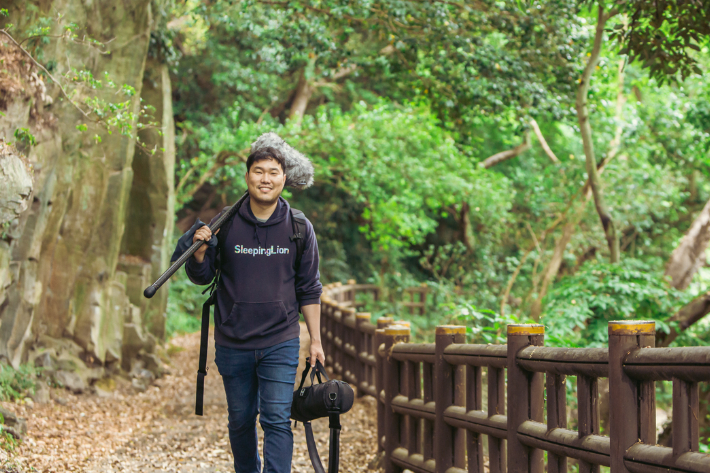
[460,201,473,250]
[289,69,314,125]
[576,4,620,263]
[664,197,710,290]
[530,219,575,320]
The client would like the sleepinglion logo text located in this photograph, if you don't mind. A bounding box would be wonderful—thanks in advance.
[234,245,290,256]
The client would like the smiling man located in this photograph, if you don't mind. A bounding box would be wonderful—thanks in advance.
[185,146,324,473]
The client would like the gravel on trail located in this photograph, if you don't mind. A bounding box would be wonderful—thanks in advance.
[4,324,381,473]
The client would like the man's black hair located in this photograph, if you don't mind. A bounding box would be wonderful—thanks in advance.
[246,147,286,174]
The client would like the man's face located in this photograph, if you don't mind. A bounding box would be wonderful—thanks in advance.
[245,157,286,205]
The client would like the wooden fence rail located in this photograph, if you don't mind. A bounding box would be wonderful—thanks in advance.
[320,282,710,473]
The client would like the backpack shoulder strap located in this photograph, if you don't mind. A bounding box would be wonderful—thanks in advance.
[195,193,247,416]
[289,208,307,270]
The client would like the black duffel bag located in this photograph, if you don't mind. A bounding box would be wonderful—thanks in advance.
[292,359,353,422]
[291,359,354,473]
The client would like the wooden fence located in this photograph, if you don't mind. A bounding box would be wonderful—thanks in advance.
[320,282,710,473]
[337,279,429,317]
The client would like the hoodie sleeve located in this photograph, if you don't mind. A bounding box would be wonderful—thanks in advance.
[184,210,226,285]
[295,217,323,309]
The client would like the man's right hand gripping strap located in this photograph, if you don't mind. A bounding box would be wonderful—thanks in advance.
[195,291,215,416]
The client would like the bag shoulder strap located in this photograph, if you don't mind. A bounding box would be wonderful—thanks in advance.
[195,193,247,416]
[299,358,341,473]
[289,208,307,270]
[304,422,326,473]
[195,290,216,416]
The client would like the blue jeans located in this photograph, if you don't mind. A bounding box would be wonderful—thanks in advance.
[214,338,300,473]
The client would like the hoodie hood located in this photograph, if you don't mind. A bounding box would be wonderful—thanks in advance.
[238,195,290,247]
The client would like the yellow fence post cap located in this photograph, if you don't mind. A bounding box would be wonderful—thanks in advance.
[347,279,356,285]
[377,317,394,329]
[385,324,411,336]
[507,324,545,335]
[356,312,371,320]
[435,325,466,335]
[394,320,411,327]
[608,320,655,335]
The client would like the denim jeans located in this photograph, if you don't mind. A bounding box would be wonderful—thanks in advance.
[214,338,300,473]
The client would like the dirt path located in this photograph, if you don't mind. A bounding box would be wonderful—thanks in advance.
[6,324,379,472]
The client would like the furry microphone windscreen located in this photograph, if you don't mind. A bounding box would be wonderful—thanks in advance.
[250,132,315,189]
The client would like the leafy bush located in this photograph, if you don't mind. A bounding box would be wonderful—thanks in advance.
[166,267,208,337]
[541,258,693,347]
[0,363,38,402]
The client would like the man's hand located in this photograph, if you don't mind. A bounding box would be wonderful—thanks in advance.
[302,304,324,368]
[192,226,219,263]
[310,339,325,368]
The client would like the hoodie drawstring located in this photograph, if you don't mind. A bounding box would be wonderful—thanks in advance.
[253,224,262,246]
[253,223,268,248]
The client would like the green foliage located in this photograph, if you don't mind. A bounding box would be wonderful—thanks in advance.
[0,363,38,402]
[165,0,710,353]
[2,13,158,148]
[452,302,534,345]
[542,259,693,347]
[12,128,36,147]
[609,1,710,82]
[166,262,208,337]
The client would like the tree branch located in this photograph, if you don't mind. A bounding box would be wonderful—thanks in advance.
[657,292,710,347]
[575,3,620,263]
[180,150,246,201]
[330,63,358,81]
[482,132,531,168]
[529,118,559,164]
[0,29,91,120]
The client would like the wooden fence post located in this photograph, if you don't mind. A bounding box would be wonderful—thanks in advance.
[507,324,545,473]
[334,306,343,376]
[322,297,333,368]
[488,362,507,473]
[384,324,410,473]
[376,317,393,454]
[347,278,356,304]
[343,307,356,384]
[608,320,656,472]
[434,325,466,473]
[547,371,567,473]
[355,312,371,397]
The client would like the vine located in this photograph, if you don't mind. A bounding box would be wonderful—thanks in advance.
[0,9,161,153]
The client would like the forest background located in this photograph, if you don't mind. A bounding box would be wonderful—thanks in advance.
[2,0,710,454]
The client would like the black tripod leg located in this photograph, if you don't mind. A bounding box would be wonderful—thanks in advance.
[328,427,340,473]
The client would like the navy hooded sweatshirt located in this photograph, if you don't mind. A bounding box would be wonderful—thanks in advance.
[185,195,322,349]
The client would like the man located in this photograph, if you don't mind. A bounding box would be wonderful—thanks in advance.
[185,146,324,473]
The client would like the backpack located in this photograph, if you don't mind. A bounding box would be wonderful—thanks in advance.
[195,195,308,416]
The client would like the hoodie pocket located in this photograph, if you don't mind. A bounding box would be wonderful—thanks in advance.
[219,300,289,341]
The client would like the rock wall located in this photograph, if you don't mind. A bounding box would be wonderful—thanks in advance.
[0,0,175,374]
